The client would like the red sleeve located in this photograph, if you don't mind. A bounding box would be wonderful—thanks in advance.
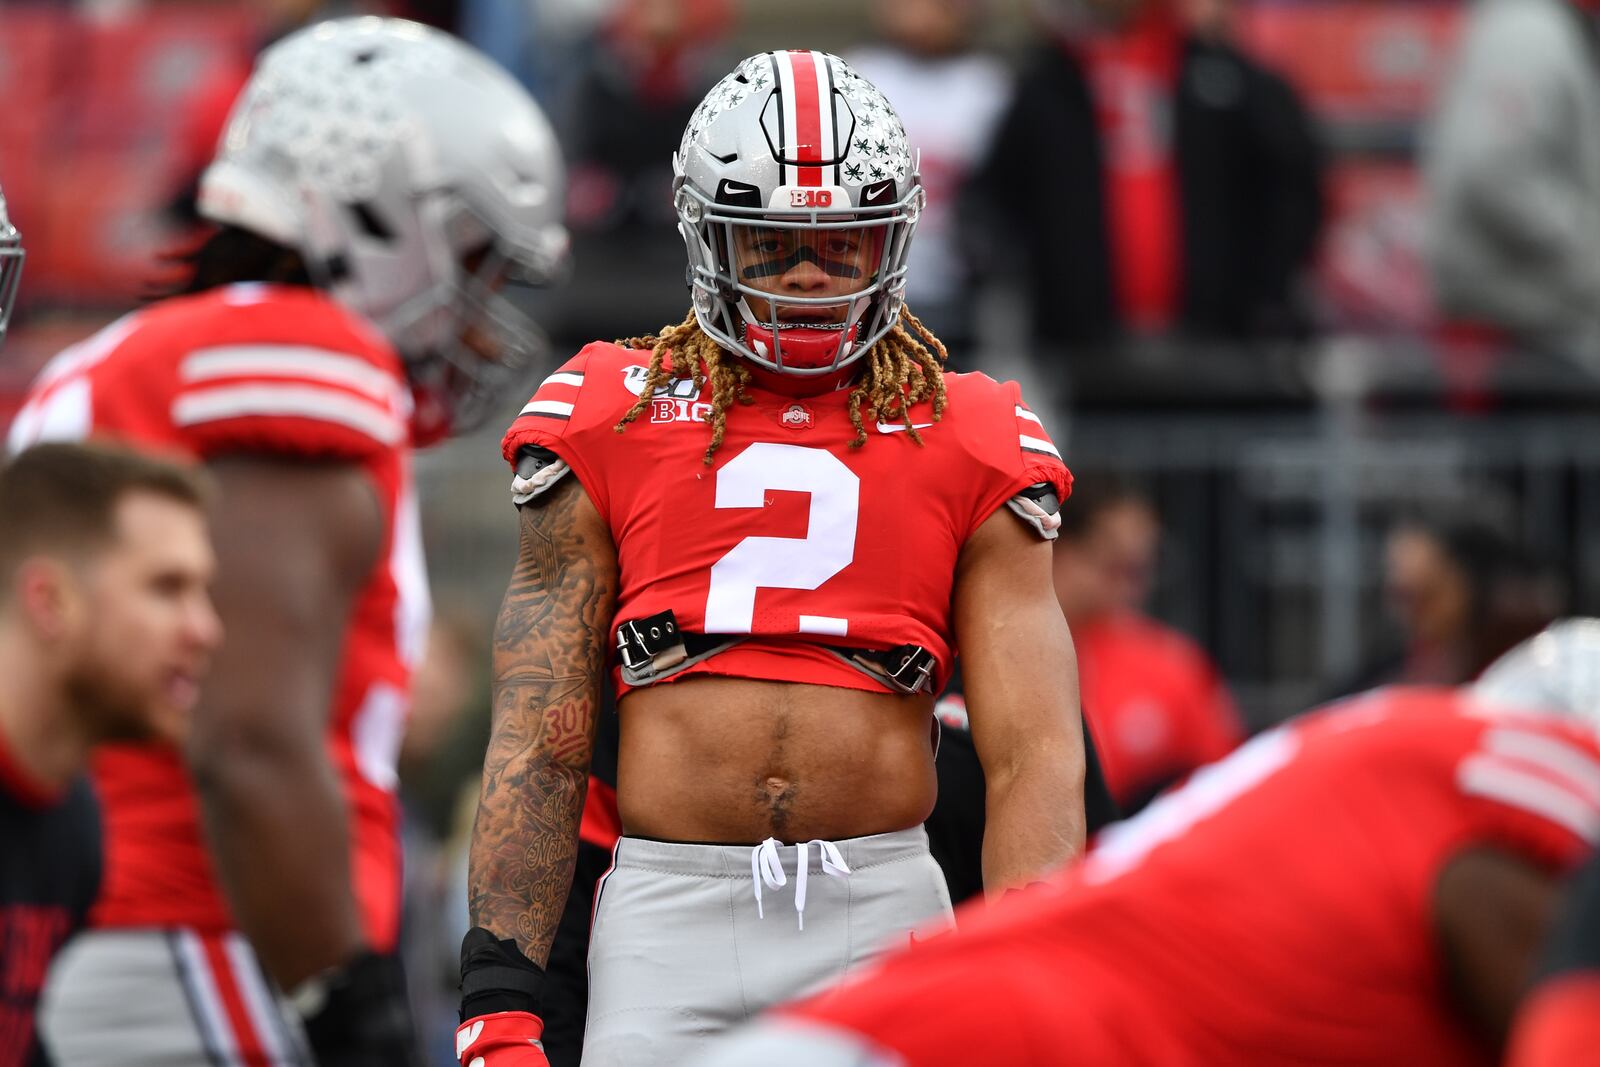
[170,340,409,462]
[1454,720,1600,873]
[959,377,1073,543]
[499,345,613,522]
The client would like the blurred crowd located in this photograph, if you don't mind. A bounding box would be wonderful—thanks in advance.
[3,0,1600,1063]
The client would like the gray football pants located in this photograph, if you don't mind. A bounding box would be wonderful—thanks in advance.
[582,826,954,1066]
[40,928,309,1066]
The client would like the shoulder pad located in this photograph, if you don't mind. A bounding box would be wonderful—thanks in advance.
[510,444,572,507]
[1006,482,1062,540]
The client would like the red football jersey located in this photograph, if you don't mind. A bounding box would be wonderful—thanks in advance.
[7,284,428,950]
[1076,612,1244,807]
[500,342,1072,695]
[780,688,1600,1067]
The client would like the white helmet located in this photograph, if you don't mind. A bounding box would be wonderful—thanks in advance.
[198,17,569,438]
[0,184,23,347]
[1473,618,1600,733]
[674,50,923,377]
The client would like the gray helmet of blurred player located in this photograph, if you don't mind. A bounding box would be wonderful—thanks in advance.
[198,17,568,439]
[674,50,923,377]
[0,184,23,348]
[1473,618,1600,734]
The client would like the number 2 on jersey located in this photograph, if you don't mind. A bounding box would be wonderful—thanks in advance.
[704,442,859,636]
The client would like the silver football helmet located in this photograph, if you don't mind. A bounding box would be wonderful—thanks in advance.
[198,17,569,438]
[0,184,23,348]
[675,50,923,377]
[1473,618,1600,734]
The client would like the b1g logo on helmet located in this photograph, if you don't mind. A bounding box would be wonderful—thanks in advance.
[789,188,833,208]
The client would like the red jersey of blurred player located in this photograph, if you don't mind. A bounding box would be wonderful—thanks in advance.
[710,687,1600,1067]
[7,284,425,950]
[502,343,1070,695]
[1073,614,1242,807]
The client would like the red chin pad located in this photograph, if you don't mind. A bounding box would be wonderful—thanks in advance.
[743,321,858,371]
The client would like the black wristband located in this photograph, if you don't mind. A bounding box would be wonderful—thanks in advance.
[459,926,546,1022]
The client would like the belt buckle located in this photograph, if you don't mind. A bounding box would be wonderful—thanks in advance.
[883,645,935,696]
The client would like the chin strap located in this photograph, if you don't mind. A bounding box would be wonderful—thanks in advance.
[742,320,859,373]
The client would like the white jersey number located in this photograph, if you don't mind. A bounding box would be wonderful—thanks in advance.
[704,442,859,637]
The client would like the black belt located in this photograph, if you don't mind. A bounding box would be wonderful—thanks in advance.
[616,609,937,696]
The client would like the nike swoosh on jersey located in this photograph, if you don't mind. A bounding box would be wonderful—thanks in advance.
[875,421,936,432]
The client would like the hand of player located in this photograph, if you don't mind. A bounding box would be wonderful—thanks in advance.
[295,951,423,1067]
[455,1011,550,1067]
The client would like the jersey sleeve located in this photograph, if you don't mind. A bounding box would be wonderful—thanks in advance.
[957,377,1074,543]
[169,340,410,461]
[499,344,614,521]
[1456,720,1600,872]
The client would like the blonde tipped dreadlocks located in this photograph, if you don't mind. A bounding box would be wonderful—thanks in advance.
[614,307,949,464]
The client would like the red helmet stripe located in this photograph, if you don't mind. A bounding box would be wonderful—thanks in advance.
[787,50,824,187]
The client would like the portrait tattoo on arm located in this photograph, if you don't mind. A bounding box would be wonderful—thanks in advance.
[467,476,617,965]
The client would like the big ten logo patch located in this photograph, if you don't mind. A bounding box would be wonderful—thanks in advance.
[652,398,714,424]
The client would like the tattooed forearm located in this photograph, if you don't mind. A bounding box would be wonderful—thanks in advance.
[468,476,618,966]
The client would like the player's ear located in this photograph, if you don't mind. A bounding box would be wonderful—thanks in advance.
[14,555,85,643]
[1433,846,1562,1046]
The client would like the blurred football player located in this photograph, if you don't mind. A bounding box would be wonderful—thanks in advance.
[0,441,220,1067]
[701,629,1600,1066]
[9,18,567,1067]
[1481,620,1600,1067]
[456,50,1086,1067]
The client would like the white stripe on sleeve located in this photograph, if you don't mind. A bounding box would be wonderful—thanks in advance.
[1015,405,1043,425]
[181,345,399,402]
[1459,755,1600,842]
[521,400,575,418]
[541,371,584,389]
[1020,434,1061,460]
[173,384,406,445]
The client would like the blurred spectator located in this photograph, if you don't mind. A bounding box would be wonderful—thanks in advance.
[969,0,1324,386]
[0,443,219,1067]
[1330,513,1561,697]
[1424,0,1600,370]
[848,0,1009,361]
[1052,472,1244,814]
[552,0,733,343]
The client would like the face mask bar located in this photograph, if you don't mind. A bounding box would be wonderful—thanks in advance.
[384,228,558,437]
[678,182,922,376]
[0,238,25,342]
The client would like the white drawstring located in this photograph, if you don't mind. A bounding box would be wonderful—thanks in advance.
[751,838,787,920]
[749,837,852,930]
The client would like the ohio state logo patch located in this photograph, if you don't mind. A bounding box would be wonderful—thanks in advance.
[778,402,814,431]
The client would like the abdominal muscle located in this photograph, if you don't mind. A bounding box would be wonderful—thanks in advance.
[616,674,939,844]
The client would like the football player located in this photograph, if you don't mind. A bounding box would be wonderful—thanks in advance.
[1479,621,1600,1067]
[456,50,1087,1067]
[700,627,1600,1067]
[8,19,567,1066]
[0,442,221,1067]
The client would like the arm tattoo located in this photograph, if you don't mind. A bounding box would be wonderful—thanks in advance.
[467,477,617,966]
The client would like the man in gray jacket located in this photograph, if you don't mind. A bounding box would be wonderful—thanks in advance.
[1426,0,1600,368]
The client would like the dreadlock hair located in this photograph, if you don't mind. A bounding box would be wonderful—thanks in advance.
[613,307,950,464]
